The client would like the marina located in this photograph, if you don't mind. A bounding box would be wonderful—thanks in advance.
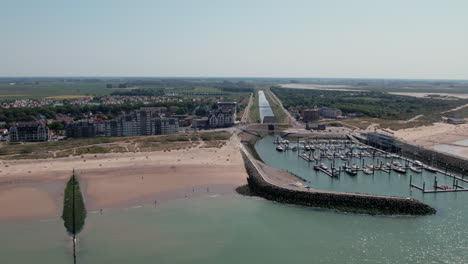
[264,135,468,195]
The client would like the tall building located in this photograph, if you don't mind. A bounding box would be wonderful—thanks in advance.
[65,120,97,138]
[302,109,320,122]
[104,109,178,136]
[9,121,49,142]
[154,118,179,134]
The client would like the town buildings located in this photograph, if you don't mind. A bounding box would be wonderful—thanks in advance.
[302,109,320,122]
[9,121,49,142]
[104,108,179,137]
[193,102,237,129]
[65,120,97,138]
[319,107,342,119]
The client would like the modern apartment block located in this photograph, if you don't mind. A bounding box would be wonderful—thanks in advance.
[104,109,178,137]
[302,109,320,122]
[9,121,49,142]
[65,120,97,138]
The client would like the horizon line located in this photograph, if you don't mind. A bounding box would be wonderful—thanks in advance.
[0,76,467,82]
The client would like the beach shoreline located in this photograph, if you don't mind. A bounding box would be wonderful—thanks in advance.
[0,135,248,221]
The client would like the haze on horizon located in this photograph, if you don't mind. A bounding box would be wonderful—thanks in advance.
[1,0,467,80]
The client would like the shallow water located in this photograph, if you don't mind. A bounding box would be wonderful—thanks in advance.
[2,194,467,264]
[1,135,467,263]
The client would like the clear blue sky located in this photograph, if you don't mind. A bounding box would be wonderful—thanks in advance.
[1,0,467,79]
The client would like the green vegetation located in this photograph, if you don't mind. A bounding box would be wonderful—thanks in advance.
[444,105,468,119]
[110,88,165,96]
[246,137,263,162]
[0,78,254,100]
[0,131,233,159]
[0,101,204,122]
[0,137,122,156]
[62,172,86,235]
[249,92,260,123]
[272,86,468,120]
[265,90,287,123]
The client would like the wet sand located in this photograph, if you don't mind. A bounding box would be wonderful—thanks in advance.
[0,135,247,220]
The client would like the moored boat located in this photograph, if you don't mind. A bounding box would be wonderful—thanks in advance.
[409,165,422,173]
[424,166,438,173]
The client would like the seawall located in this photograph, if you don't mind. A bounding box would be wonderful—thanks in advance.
[399,141,468,174]
[241,148,436,216]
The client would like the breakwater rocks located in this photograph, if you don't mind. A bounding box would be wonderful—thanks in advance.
[241,151,436,216]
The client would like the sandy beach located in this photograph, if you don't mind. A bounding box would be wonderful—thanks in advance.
[0,135,247,220]
[392,122,468,148]
[389,92,468,99]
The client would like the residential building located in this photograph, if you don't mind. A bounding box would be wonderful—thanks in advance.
[104,119,120,137]
[206,102,237,128]
[9,121,49,142]
[192,118,209,129]
[65,120,97,138]
[302,109,320,122]
[154,118,179,134]
[319,107,342,119]
[93,119,106,134]
[104,108,178,136]
[217,102,237,115]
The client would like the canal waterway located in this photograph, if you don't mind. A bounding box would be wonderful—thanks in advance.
[1,135,467,263]
[258,90,274,123]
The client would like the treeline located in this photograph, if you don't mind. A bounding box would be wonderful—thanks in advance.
[271,86,468,120]
[110,88,165,96]
[215,81,254,92]
[0,101,204,123]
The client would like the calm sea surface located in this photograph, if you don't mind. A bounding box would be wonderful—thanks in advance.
[1,135,467,263]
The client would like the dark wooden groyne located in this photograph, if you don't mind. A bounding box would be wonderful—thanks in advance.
[241,148,436,216]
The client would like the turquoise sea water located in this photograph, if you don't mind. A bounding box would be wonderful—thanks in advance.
[1,135,467,263]
[1,194,467,264]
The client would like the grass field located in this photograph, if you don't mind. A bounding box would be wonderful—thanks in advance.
[248,91,260,123]
[0,81,112,98]
[265,89,287,123]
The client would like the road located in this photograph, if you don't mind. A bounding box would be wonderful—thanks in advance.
[267,89,303,128]
[240,92,254,124]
